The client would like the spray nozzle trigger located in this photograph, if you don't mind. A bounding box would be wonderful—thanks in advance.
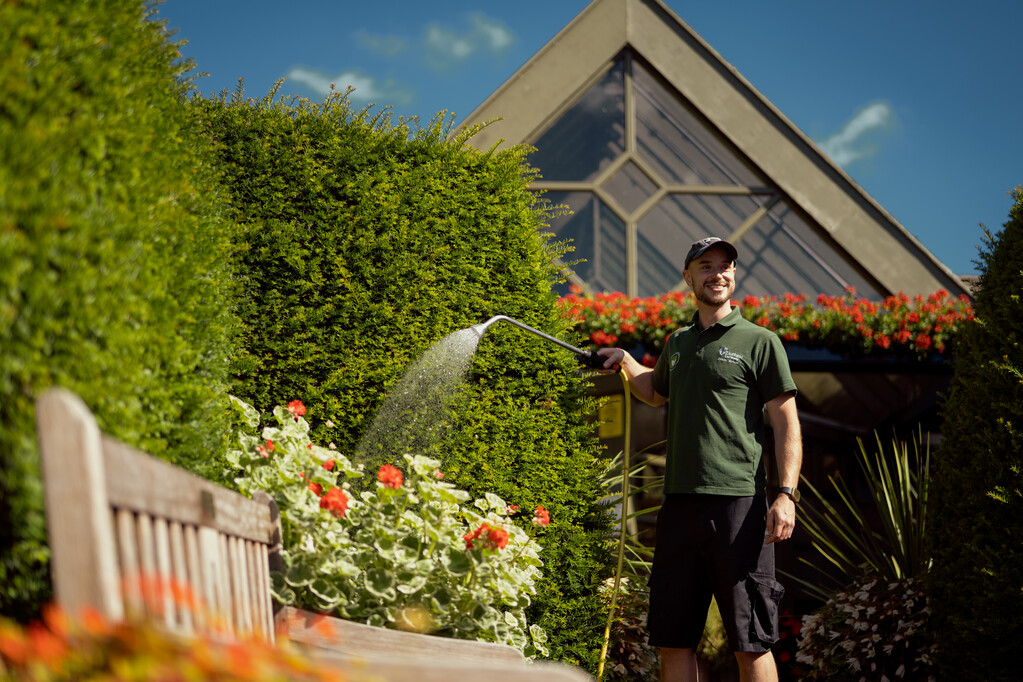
[579,350,621,373]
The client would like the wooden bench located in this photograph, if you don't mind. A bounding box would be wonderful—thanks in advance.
[37,388,592,681]
[36,387,280,642]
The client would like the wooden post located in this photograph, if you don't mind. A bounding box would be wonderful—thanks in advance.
[36,388,124,621]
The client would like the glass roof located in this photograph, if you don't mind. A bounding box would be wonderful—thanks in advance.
[529,50,882,300]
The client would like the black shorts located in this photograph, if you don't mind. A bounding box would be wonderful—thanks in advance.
[646,494,784,653]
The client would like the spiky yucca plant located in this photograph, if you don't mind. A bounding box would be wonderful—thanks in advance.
[795,431,930,598]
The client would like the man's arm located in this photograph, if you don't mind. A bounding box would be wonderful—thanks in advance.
[596,348,667,407]
[765,391,801,544]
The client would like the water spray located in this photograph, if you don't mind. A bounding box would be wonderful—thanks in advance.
[470,315,620,372]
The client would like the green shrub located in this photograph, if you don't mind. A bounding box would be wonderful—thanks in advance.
[929,186,1023,680]
[0,0,238,621]
[190,91,615,669]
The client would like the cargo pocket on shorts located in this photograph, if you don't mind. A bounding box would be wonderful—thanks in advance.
[746,573,785,645]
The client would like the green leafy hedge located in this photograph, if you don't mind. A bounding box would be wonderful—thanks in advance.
[0,0,239,620]
[191,91,615,670]
[929,187,1023,680]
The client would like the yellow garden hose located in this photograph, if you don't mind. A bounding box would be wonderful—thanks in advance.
[597,368,632,680]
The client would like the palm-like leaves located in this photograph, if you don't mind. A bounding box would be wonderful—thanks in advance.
[792,430,930,601]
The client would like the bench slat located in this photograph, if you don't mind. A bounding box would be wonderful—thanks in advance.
[168,521,194,635]
[101,436,274,543]
[309,650,593,682]
[277,607,527,665]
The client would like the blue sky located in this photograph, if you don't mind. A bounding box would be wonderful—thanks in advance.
[158,0,1023,278]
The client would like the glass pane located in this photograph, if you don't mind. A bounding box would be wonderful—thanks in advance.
[740,202,883,298]
[636,194,764,296]
[528,60,625,182]
[602,160,658,215]
[595,200,627,293]
[544,191,626,294]
[633,57,765,187]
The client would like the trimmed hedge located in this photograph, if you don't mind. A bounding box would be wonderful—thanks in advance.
[929,187,1023,680]
[190,91,616,669]
[0,0,239,620]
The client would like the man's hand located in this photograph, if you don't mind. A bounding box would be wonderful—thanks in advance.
[596,347,626,373]
[765,494,795,544]
[594,348,666,407]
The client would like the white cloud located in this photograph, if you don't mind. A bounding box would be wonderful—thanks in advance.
[472,14,515,52]
[285,66,414,106]
[425,24,474,60]
[283,12,515,109]
[286,67,338,96]
[356,30,407,58]
[423,12,516,69]
[817,101,897,168]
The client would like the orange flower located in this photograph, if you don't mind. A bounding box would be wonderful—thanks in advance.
[287,400,306,418]
[27,621,66,664]
[463,522,509,550]
[319,487,348,518]
[0,619,28,665]
[377,463,403,489]
[533,505,551,527]
[486,526,510,549]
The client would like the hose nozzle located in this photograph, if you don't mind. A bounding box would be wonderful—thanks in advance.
[469,315,620,373]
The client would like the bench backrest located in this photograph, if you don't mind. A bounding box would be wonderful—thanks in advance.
[36,388,280,642]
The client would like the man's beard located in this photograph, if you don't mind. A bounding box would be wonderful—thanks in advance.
[694,279,734,307]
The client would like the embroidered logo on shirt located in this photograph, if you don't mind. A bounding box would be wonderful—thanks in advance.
[718,347,744,365]
[670,352,680,370]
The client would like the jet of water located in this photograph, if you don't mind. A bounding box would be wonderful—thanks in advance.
[355,328,481,466]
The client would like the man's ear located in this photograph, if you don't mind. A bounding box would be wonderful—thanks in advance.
[682,269,692,287]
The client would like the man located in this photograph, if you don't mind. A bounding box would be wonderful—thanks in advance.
[598,237,802,682]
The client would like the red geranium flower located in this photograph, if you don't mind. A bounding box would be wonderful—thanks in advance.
[287,400,306,418]
[533,506,551,527]
[322,459,335,471]
[319,487,348,518]
[486,526,509,549]
[308,482,323,496]
[463,522,509,550]
[377,463,403,489]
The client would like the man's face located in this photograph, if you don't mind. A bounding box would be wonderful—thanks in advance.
[683,246,736,307]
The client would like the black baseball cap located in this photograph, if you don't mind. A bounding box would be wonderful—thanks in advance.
[684,237,738,269]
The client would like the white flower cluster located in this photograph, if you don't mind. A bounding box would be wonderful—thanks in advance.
[795,577,937,681]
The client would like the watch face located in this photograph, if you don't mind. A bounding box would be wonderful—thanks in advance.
[780,487,800,502]
[790,488,800,502]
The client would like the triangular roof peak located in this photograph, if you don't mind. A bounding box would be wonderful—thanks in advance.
[457,0,969,298]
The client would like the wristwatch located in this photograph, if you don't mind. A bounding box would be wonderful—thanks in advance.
[778,486,800,502]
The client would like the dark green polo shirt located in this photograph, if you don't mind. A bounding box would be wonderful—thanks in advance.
[651,307,797,496]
